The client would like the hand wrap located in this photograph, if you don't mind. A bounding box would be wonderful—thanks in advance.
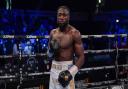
[58,70,72,87]
[47,39,59,58]
[58,65,78,87]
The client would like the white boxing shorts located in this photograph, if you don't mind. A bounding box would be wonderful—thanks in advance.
[49,60,75,89]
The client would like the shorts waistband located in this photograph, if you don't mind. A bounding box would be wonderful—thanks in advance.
[52,60,73,65]
[51,60,73,70]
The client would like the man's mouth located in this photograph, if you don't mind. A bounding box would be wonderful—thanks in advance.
[58,20,65,23]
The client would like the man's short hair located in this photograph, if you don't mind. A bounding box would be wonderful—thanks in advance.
[57,5,70,13]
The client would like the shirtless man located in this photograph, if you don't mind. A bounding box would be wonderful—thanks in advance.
[47,5,85,89]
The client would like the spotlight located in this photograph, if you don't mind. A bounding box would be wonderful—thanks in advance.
[43,44,46,47]
[6,0,12,10]
[98,0,102,3]
[96,0,105,14]
[116,19,119,23]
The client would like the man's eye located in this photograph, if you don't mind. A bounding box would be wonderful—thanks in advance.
[63,14,66,16]
[58,14,62,16]
[58,14,67,17]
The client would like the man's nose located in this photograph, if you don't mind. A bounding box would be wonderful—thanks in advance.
[59,15,65,19]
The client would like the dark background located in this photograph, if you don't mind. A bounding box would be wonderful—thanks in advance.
[0,1,128,88]
[1,0,128,34]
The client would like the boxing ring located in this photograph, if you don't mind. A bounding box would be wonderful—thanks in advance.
[0,34,128,89]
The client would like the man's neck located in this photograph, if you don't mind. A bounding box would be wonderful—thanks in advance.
[59,24,70,32]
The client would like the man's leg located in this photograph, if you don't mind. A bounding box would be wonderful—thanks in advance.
[68,79,75,89]
[49,75,55,89]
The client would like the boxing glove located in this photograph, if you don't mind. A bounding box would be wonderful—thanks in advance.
[58,65,78,87]
[58,70,72,87]
[47,39,59,58]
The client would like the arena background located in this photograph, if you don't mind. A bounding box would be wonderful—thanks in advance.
[0,0,128,89]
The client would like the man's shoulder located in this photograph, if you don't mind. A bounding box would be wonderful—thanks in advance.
[51,28,59,32]
[69,25,80,34]
[50,28,58,34]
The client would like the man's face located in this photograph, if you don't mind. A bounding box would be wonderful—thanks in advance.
[57,8,69,26]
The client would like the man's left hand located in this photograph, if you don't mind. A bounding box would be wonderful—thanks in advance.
[58,70,72,87]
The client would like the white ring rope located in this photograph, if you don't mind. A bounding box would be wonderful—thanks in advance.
[0,34,127,39]
[76,80,116,88]
[84,48,128,54]
[0,63,127,79]
[0,48,128,58]
[76,79,128,88]
[0,53,46,58]
[79,64,128,71]
[82,34,127,38]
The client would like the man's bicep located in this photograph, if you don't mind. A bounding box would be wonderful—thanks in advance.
[73,30,84,55]
[74,43,84,56]
[48,30,53,46]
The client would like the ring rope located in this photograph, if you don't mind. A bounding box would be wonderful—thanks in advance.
[84,48,128,54]
[0,63,127,78]
[0,53,46,58]
[0,48,128,58]
[0,34,127,39]
[76,79,128,88]
[79,64,128,71]
[82,34,127,38]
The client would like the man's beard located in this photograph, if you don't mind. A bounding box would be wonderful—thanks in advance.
[58,22,68,32]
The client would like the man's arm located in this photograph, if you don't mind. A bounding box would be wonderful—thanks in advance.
[73,30,85,69]
[47,30,53,58]
[58,29,85,87]
[47,29,59,58]
[48,30,53,48]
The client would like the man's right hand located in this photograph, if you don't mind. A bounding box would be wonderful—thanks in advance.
[50,39,59,50]
[47,39,59,58]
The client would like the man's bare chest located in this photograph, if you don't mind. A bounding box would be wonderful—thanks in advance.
[52,33,73,48]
